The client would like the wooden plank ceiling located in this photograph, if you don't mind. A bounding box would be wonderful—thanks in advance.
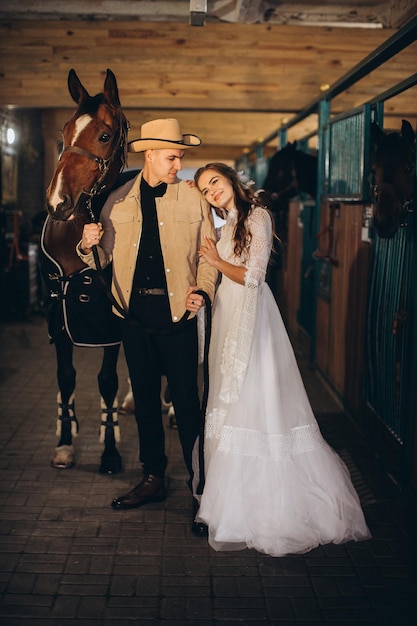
[0,1,416,169]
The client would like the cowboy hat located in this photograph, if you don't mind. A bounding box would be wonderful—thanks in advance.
[128,118,201,152]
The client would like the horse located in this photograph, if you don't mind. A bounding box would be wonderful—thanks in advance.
[262,141,318,245]
[42,68,136,473]
[261,142,318,299]
[370,119,416,239]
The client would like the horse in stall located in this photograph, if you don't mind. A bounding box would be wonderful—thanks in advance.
[370,119,416,239]
[42,68,137,473]
[262,141,318,244]
[261,142,318,297]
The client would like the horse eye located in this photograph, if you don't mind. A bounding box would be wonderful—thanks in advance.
[99,133,111,143]
[404,166,413,175]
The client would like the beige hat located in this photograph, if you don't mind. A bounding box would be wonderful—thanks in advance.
[128,118,201,152]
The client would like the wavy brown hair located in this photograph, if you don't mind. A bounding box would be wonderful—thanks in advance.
[194,162,272,258]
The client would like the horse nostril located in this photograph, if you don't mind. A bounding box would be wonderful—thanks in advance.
[46,194,73,219]
[60,195,71,209]
[54,195,72,215]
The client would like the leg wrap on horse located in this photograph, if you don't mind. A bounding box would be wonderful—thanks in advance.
[99,396,120,443]
[56,392,78,438]
[52,392,78,468]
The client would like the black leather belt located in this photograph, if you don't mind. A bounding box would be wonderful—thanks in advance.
[134,287,167,296]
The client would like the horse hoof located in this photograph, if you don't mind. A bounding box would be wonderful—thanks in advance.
[99,456,123,475]
[51,445,75,469]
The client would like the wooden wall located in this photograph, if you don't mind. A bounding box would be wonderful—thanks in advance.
[1,19,416,169]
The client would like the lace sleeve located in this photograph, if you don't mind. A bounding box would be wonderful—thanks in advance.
[218,206,273,404]
[245,207,273,287]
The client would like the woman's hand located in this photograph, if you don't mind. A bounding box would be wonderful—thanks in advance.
[81,222,103,253]
[198,235,220,268]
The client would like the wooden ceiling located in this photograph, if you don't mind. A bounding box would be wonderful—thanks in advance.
[0,1,416,170]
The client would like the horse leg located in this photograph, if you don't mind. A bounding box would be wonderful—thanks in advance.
[120,375,176,428]
[51,333,79,469]
[162,376,177,430]
[97,344,123,474]
[120,377,135,414]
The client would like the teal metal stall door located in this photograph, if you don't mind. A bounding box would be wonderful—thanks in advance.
[366,219,416,448]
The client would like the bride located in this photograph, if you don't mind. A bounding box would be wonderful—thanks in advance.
[193,162,371,557]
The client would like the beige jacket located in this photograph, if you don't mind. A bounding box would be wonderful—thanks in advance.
[77,171,218,322]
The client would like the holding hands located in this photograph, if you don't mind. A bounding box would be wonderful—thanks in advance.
[186,287,205,313]
[186,234,219,312]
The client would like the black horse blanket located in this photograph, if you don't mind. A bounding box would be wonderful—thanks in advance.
[39,252,121,347]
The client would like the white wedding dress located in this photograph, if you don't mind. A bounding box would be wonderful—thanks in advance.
[196,206,371,557]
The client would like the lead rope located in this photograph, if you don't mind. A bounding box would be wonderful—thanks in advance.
[195,290,211,495]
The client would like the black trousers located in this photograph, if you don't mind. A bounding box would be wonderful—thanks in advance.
[121,317,201,481]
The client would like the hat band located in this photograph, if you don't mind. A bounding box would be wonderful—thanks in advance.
[135,137,192,145]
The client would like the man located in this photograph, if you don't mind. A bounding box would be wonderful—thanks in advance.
[78,119,217,536]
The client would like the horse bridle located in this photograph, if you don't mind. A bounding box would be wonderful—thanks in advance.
[269,164,299,201]
[373,183,414,229]
[59,109,130,201]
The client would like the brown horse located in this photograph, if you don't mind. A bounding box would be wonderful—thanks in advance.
[261,142,318,300]
[371,119,416,239]
[42,68,135,473]
[262,142,318,244]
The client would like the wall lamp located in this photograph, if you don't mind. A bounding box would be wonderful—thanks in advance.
[6,127,16,145]
[190,0,207,26]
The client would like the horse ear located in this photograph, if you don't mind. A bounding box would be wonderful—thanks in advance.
[370,121,385,145]
[401,119,416,146]
[104,69,121,108]
[67,69,89,105]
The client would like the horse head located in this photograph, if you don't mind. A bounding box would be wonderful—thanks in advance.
[263,143,298,201]
[371,119,416,239]
[262,142,318,241]
[45,69,129,221]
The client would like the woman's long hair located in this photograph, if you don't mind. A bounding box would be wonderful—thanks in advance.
[194,162,272,258]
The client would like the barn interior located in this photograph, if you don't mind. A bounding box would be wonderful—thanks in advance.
[1,0,416,176]
[0,3,417,625]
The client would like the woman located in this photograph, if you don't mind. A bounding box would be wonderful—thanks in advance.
[194,162,371,557]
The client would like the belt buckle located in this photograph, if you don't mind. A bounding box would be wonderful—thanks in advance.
[137,287,165,296]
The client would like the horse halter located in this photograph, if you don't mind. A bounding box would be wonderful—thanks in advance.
[59,109,130,202]
[60,144,111,174]
[269,164,299,201]
[373,183,414,220]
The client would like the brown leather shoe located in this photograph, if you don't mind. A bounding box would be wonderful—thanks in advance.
[111,475,167,510]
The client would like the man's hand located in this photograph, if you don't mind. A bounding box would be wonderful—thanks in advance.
[81,222,103,253]
[186,287,204,312]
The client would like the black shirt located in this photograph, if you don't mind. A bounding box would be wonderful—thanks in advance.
[129,178,173,329]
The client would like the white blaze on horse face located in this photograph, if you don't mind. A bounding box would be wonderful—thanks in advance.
[48,114,93,212]
[49,171,65,212]
[72,114,93,145]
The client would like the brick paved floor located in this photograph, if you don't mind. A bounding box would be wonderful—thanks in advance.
[0,314,416,625]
